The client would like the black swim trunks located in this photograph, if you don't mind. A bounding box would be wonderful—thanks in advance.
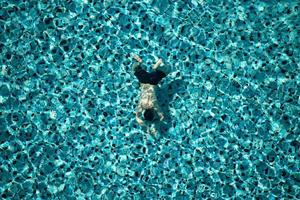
[133,63,166,85]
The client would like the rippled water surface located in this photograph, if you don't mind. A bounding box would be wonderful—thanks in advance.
[0,0,299,199]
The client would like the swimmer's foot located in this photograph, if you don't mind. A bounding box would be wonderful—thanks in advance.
[133,55,142,63]
[153,59,171,74]
[152,58,163,70]
[133,55,142,72]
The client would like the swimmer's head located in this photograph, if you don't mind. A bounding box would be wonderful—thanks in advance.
[143,108,155,121]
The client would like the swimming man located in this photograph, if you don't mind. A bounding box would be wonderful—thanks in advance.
[133,55,169,135]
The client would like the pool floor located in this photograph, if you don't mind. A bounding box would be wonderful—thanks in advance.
[0,0,299,199]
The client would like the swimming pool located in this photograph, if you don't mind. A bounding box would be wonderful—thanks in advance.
[0,0,299,199]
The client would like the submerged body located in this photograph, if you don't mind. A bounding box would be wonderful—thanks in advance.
[140,84,157,109]
[136,83,164,126]
[133,55,168,134]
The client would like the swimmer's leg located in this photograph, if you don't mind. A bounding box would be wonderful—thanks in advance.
[152,58,163,70]
[153,58,171,75]
[133,55,142,63]
[132,55,143,72]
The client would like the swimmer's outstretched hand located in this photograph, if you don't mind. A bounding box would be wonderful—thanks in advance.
[136,115,145,126]
[133,55,142,63]
[148,125,157,137]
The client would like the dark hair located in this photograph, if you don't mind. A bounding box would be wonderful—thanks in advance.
[143,109,155,121]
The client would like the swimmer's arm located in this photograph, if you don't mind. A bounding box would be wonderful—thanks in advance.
[148,125,157,137]
[157,110,164,121]
[136,105,145,126]
[154,102,164,121]
[136,115,145,126]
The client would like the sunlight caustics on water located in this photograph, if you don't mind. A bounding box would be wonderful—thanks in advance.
[0,0,299,199]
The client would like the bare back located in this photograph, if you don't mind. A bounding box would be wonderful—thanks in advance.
[139,83,158,109]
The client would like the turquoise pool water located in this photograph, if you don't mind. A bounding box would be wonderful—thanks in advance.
[0,0,299,199]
